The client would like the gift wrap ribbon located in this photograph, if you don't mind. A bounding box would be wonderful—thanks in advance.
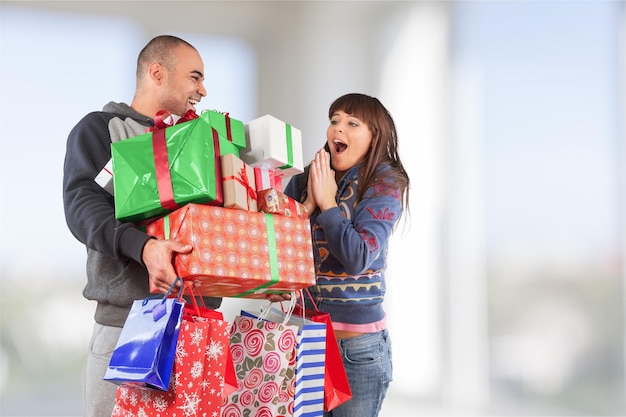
[237,213,280,297]
[148,110,199,211]
[278,123,294,170]
[223,166,258,211]
[147,110,221,211]
[163,210,280,297]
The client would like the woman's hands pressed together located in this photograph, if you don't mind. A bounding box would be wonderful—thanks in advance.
[308,148,338,213]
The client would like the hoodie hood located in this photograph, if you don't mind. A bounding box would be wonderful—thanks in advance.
[103,101,153,126]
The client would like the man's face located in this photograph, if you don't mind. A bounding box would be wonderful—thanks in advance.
[159,45,207,117]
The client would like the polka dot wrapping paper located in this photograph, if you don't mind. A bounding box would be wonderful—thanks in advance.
[146,204,315,298]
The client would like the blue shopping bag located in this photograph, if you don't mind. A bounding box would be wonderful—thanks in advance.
[103,279,184,391]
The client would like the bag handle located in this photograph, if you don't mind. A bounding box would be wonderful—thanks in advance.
[289,289,307,320]
[298,287,320,312]
[259,291,298,325]
[177,280,205,317]
[147,277,183,321]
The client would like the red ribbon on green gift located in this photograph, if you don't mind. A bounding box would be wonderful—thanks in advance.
[149,109,199,131]
[151,126,178,211]
[224,112,233,143]
[209,110,236,144]
[147,110,221,212]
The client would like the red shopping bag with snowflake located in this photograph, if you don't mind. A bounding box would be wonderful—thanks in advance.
[221,313,298,417]
[112,287,232,417]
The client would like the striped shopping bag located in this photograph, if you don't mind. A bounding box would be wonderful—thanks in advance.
[258,306,327,417]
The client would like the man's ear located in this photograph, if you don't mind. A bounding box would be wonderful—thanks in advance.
[148,62,164,85]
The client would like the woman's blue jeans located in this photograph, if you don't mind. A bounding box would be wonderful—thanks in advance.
[325,329,393,417]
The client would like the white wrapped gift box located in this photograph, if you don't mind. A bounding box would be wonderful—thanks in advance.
[241,114,304,177]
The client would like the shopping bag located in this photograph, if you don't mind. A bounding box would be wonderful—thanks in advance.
[112,317,209,416]
[293,291,352,411]
[260,306,326,417]
[222,309,298,417]
[112,282,233,417]
[104,279,184,390]
[179,281,238,397]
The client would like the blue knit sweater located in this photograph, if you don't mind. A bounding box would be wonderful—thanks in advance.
[284,162,402,332]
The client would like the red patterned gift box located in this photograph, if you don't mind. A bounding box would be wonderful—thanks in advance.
[146,204,315,298]
[258,188,308,219]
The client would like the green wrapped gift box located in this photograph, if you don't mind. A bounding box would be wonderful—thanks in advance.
[112,110,245,223]
[204,110,246,151]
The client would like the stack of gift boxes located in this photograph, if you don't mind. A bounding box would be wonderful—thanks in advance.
[96,110,315,298]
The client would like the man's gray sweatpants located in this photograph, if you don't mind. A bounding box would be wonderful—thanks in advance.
[85,323,122,417]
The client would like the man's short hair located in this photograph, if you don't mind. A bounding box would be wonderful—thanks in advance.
[136,35,195,80]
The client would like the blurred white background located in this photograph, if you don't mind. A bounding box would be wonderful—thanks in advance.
[0,1,624,416]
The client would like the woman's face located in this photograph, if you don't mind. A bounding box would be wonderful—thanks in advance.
[326,110,373,174]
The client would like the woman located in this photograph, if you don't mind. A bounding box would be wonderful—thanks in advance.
[284,93,410,417]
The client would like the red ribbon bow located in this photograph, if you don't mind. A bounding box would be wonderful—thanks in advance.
[148,109,199,132]
[224,167,257,211]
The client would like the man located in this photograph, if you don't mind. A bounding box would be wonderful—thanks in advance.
[63,35,220,417]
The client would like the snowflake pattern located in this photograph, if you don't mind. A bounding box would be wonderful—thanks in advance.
[206,339,224,360]
[200,378,211,391]
[190,360,203,379]
[175,338,189,365]
[128,391,138,407]
[153,395,168,412]
[190,326,204,346]
[117,387,129,402]
[179,391,201,417]
[111,316,232,417]
[140,389,152,404]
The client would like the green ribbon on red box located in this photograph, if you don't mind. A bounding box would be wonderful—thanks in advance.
[161,210,280,298]
[235,213,280,297]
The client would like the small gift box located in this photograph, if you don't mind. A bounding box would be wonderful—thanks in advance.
[241,114,304,177]
[112,110,245,223]
[253,166,283,192]
[145,204,315,298]
[221,154,257,212]
[94,159,114,195]
[258,188,308,219]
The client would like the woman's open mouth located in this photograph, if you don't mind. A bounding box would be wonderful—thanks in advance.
[333,139,347,153]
